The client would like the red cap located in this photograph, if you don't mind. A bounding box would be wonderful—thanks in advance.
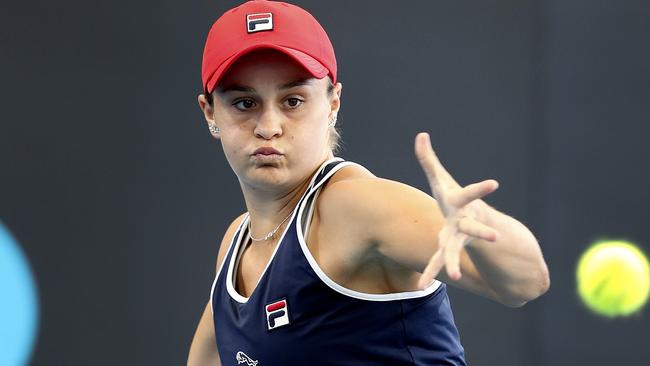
[201,0,337,94]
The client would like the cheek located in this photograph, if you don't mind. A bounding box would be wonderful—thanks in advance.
[220,136,244,161]
[291,127,328,153]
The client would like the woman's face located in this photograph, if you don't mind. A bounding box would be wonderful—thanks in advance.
[199,50,341,192]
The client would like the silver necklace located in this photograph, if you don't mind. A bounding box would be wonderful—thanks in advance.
[248,211,293,241]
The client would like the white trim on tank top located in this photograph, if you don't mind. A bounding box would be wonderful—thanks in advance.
[222,157,345,304]
[296,161,442,301]
[209,214,248,314]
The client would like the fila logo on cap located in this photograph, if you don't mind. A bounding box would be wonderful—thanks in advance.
[247,13,273,33]
[265,299,289,330]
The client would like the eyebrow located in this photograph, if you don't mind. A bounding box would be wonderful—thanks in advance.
[216,78,317,94]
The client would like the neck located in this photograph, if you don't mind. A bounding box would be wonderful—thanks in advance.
[238,151,335,240]
[239,169,317,241]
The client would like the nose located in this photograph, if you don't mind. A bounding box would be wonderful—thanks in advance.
[254,106,283,140]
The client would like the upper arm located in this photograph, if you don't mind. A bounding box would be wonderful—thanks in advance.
[188,212,247,366]
[318,178,501,302]
[187,302,220,366]
[319,178,443,272]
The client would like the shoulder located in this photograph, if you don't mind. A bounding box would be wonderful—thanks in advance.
[215,212,247,273]
[317,162,377,219]
[317,161,441,243]
[313,161,446,279]
[319,162,438,221]
[326,161,376,184]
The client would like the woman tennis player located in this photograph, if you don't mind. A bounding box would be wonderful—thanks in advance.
[188,1,550,365]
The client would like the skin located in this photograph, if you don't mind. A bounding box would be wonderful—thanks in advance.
[188,49,550,366]
[189,49,342,366]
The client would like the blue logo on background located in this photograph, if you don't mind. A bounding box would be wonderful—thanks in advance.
[0,221,39,366]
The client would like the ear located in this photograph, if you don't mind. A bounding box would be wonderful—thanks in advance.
[198,94,220,139]
[328,82,342,121]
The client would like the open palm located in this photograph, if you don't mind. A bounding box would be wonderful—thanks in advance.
[414,132,500,288]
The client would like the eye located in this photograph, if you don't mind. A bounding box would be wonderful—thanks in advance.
[233,98,256,111]
[285,97,304,109]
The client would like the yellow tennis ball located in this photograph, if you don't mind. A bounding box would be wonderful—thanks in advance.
[576,240,650,317]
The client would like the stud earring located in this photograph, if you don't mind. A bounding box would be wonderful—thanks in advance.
[328,114,337,128]
[209,124,220,134]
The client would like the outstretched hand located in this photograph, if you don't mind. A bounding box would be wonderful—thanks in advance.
[414,132,500,288]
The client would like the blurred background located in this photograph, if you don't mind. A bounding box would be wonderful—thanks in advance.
[1,0,649,364]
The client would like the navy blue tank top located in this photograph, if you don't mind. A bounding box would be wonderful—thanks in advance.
[210,157,466,365]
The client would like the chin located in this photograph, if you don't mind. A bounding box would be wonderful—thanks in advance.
[244,166,289,187]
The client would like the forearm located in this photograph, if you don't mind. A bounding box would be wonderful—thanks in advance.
[465,200,550,307]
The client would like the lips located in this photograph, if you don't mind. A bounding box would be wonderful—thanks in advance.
[252,147,282,155]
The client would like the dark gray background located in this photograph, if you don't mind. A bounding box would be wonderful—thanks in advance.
[2,0,649,364]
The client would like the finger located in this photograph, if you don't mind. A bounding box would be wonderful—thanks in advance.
[414,132,460,188]
[444,232,468,281]
[417,226,452,289]
[449,179,499,208]
[414,132,440,185]
[458,216,500,242]
[418,249,444,289]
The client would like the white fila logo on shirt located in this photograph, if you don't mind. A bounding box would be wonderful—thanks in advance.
[247,13,273,33]
[265,298,290,330]
[236,351,259,366]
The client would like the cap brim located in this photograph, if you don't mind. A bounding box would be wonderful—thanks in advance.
[205,43,330,94]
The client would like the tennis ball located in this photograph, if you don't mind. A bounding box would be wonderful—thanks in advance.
[576,240,650,317]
